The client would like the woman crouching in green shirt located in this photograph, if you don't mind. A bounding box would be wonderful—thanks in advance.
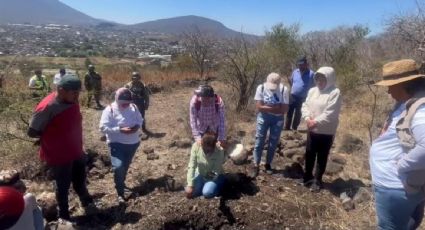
[185,132,226,199]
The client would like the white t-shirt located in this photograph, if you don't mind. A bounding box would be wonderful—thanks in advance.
[53,73,64,85]
[370,104,425,189]
[254,83,289,116]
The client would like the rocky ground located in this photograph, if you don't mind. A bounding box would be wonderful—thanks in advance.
[14,82,375,230]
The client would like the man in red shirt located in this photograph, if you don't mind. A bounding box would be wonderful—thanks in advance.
[27,74,94,221]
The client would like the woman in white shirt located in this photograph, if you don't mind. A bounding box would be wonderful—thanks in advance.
[370,59,425,230]
[99,88,143,204]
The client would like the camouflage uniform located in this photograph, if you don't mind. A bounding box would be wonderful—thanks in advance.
[29,74,50,98]
[125,81,150,131]
[84,71,102,107]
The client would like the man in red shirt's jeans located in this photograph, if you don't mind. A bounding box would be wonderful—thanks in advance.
[27,75,94,222]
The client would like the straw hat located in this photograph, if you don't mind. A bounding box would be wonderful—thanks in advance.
[375,59,425,86]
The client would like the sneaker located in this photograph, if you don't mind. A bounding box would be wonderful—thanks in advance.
[248,165,259,178]
[124,187,133,200]
[295,178,314,187]
[117,195,126,205]
[310,180,322,193]
[83,201,100,215]
[265,164,273,175]
[58,218,76,227]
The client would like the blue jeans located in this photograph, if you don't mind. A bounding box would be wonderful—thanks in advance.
[192,174,225,198]
[253,112,284,165]
[109,142,140,196]
[374,185,425,230]
[33,207,44,230]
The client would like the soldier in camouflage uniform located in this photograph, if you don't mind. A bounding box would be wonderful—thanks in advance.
[84,65,103,109]
[125,72,150,134]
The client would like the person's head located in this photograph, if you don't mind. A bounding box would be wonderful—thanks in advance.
[314,67,336,91]
[59,68,66,75]
[375,59,425,102]
[131,71,141,82]
[195,85,215,106]
[0,170,26,194]
[265,72,281,91]
[57,74,82,104]
[0,187,25,229]
[201,132,217,154]
[34,69,42,77]
[297,56,308,72]
[115,87,133,110]
[88,65,95,72]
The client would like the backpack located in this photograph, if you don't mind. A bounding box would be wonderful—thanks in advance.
[194,94,222,113]
[391,95,425,193]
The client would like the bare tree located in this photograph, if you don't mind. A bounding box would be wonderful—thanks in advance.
[182,26,217,79]
[221,35,268,112]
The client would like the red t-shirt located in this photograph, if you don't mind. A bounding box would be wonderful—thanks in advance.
[29,92,83,165]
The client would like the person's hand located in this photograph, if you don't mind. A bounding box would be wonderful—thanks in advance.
[218,140,227,149]
[120,127,133,134]
[306,119,317,130]
[33,139,41,146]
[185,186,193,199]
[196,139,202,146]
[131,125,140,132]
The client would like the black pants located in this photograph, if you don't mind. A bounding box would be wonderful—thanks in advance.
[134,100,147,131]
[304,132,334,183]
[285,94,305,130]
[50,156,92,219]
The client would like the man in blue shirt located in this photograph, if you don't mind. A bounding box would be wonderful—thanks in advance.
[285,56,315,130]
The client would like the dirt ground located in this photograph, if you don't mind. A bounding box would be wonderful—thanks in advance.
[14,82,377,230]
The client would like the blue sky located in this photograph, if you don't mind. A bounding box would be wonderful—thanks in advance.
[60,0,417,35]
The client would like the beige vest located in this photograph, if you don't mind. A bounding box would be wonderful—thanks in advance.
[395,93,425,193]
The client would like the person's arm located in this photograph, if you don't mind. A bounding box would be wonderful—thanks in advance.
[84,74,90,90]
[301,88,313,121]
[132,104,144,131]
[256,101,279,113]
[312,88,342,126]
[397,123,425,173]
[215,148,225,174]
[189,96,201,142]
[99,106,121,134]
[186,143,199,187]
[28,78,42,90]
[27,107,51,138]
[143,83,150,109]
[217,100,226,142]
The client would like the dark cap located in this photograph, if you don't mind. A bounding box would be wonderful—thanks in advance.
[195,84,214,97]
[297,56,307,65]
[59,68,66,74]
[58,74,82,90]
[132,72,141,79]
[88,65,95,70]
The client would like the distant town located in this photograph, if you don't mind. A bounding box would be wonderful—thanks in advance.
[0,24,184,63]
